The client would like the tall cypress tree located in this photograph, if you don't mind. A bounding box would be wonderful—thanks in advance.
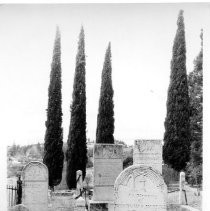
[96,43,114,144]
[66,27,87,189]
[163,10,191,172]
[186,30,203,184]
[43,27,64,190]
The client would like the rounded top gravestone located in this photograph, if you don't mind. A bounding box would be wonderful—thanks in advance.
[113,165,167,211]
[22,161,48,211]
[22,161,48,181]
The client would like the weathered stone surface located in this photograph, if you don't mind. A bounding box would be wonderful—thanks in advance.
[133,140,163,173]
[50,190,75,211]
[113,165,167,211]
[74,196,86,211]
[22,161,48,211]
[93,144,123,201]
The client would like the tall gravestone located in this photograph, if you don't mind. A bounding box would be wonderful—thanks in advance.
[22,161,48,211]
[179,172,186,205]
[112,165,167,211]
[133,140,163,173]
[92,144,123,202]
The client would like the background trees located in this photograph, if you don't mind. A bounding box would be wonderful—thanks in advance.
[66,27,87,189]
[163,10,191,172]
[186,30,203,185]
[43,27,64,190]
[96,43,115,144]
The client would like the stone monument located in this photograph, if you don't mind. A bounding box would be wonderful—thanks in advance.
[179,171,186,205]
[133,140,163,173]
[92,144,123,201]
[90,144,123,211]
[112,165,167,211]
[22,161,48,211]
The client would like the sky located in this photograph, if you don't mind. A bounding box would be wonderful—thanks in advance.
[0,3,208,147]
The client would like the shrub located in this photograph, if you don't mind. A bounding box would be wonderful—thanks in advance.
[123,156,133,169]
[162,164,179,185]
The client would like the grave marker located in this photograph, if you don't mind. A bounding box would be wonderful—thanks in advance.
[22,161,48,211]
[179,172,187,205]
[113,165,167,211]
[92,144,123,201]
[133,140,163,173]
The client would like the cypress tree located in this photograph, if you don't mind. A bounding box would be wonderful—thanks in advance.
[187,30,203,184]
[66,27,87,189]
[43,27,64,190]
[163,10,191,172]
[96,43,114,144]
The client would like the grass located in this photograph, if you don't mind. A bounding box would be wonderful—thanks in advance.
[167,184,202,210]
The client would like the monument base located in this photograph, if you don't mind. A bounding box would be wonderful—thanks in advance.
[89,200,114,211]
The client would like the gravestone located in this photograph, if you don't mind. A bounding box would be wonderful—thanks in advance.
[112,165,167,211]
[133,140,163,173]
[179,172,186,205]
[22,161,48,211]
[92,144,123,201]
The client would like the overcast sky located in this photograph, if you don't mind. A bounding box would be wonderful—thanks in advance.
[0,3,208,146]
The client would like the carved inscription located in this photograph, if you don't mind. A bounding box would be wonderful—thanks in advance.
[94,144,123,159]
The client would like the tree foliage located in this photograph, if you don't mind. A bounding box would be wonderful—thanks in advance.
[163,10,191,172]
[43,27,64,189]
[186,30,203,185]
[66,27,87,189]
[96,43,115,144]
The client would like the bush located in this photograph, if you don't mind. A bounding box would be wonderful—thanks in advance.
[186,162,202,186]
[162,164,179,185]
[123,156,133,169]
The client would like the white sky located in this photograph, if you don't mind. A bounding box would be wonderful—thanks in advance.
[0,3,208,146]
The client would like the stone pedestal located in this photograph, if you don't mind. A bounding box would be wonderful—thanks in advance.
[89,201,109,211]
[133,140,163,173]
[50,190,75,211]
[75,196,86,211]
[92,144,123,202]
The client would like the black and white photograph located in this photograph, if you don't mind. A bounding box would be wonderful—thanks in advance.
[0,3,208,211]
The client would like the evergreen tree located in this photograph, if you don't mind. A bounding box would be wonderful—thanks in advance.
[96,43,114,144]
[187,30,203,184]
[43,27,64,190]
[163,10,191,172]
[66,27,87,189]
